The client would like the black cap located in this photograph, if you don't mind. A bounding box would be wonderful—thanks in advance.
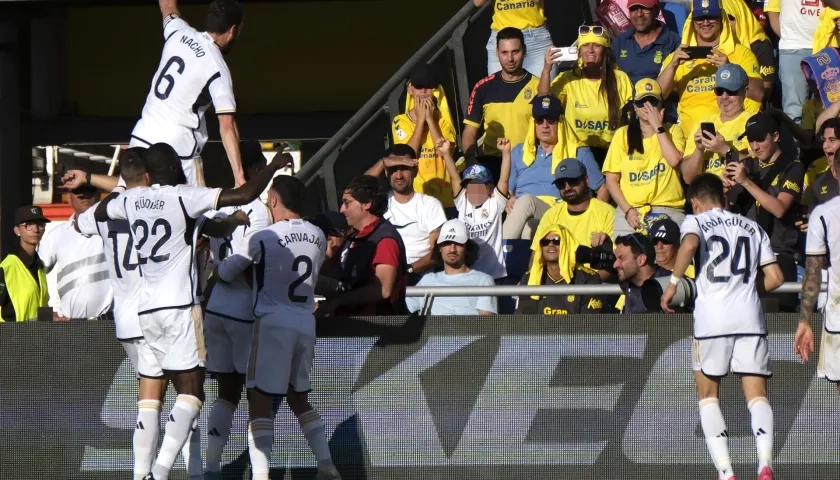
[14,205,50,225]
[739,112,779,142]
[616,232,655,265]
[532,94,563,119]
[409,65,437,89]
[649,218,680,245]
[307,211,348,237]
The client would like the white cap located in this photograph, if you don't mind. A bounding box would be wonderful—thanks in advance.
[437,219,469,245]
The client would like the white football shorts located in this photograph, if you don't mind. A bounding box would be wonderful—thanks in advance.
[204,312,254,375]
[138,304,206,373]
[122,337,165,379]
[818,329,840,383]
[692,335,771,377]
[128,136,204,186]
[246,314,315,395]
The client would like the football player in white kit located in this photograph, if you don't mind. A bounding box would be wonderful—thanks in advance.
[795,162,840,388]
[215,175,340,480]
[130,0,246,187]
[662,174,784,480]
[201,143,272,478]
[93,143,289,480]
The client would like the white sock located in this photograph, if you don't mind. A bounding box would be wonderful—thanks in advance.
[298,409,334,469]
[248,417,274,480]
[205,399,236,473]
[133,400,162,480]
[699,398,734,480]
[152,394,202,480]
[180,417,203,478]
[749,396,774,472]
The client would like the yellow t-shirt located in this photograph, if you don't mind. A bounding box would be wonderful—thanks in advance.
[392,114,458,208]
[683,110,752,177]
[491,0,546,31]
[464,73,541,156]
[801,98,824,130]
[661,45,762,138]
[550,69,634,148]
[537,198,615,248]
[603,124,686,208]
[763,0,779,13]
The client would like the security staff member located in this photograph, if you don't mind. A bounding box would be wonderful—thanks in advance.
[0,206,50,322]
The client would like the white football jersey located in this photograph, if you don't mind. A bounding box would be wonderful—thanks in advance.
[806,196,840,332]
[106,184,221,313]
[682,208,777,338]
[206,200,272,322]
[77,197,144,340]
[248,219,326,332]
[455,188,507,279]
[130,15,236,159]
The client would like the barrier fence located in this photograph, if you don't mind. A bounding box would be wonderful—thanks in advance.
[1,315,838,480]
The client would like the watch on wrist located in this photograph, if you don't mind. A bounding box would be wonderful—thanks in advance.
[406,265,414,275]
[85,170,92,185]
[656,126,666,134]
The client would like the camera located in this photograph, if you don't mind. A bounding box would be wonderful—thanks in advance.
[575,245,616,271]
[641,275,697,312]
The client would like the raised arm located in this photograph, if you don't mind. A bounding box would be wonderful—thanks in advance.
[218,115,246,187]
[216,152,291,208]
[160,0,180,19]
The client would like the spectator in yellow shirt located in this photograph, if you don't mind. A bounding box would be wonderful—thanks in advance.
[392,65,459,209]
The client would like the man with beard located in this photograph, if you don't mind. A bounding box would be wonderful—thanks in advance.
[365,145,447,285]
[535,158,614,279]
[614,232,671,314]
[613,0,681,84]
[130,0,246,187]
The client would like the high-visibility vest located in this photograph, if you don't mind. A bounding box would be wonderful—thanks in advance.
[0,253,49,322]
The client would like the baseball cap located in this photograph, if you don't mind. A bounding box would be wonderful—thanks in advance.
[629,0,658,8]
[553,158,587,182]
[437,218,469,245]
[307,211,347,237]
[714,64,747,91]
[532,94,563,119]
[649,218,680,245]
[633,78,663,101]
[616,232,656,264]
[14,205,50,225]
[461,164,494,187]
[409,65,437,90]
[738,112,779,142]
[692,0,722,18]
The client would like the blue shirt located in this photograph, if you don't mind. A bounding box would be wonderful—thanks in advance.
[405,269,498,315]
[614,24,681,85]
[509,143,605,198]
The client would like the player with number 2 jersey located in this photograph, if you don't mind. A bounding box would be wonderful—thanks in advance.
[662,174,784,480]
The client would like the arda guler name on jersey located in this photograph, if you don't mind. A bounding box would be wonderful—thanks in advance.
[697,215,757,236]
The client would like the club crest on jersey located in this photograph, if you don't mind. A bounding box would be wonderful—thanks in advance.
[524,87,533,100]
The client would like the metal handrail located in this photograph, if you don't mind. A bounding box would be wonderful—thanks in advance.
[295,0,489,190]
[406,282,821,297]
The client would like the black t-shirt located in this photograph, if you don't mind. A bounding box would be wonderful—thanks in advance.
[809,170,839,213]
[620,266,671,314]
[731,155,805,256]
[516,267,603,315]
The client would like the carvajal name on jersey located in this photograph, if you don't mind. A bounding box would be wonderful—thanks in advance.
[134,198,166,211]
[278,232,323,249]
[698,216,756,235]
[180,34,206,58]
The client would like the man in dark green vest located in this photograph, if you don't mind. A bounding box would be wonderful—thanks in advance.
[0,206,50,322]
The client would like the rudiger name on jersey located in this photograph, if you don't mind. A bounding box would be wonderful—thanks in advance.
[698,215,757,236]
[134,197,166,211]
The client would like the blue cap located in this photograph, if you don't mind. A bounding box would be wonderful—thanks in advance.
[715,63,747,91]
[553,158,587,181]
[532,94,563,119]
[692,0,722,18]
[461,164,494,186]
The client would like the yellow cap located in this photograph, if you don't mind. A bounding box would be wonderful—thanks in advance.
[633,78,662,101]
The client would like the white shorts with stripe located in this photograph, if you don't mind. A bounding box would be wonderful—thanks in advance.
[692,335,771,377]
[127,136,205,186]
[205,312,253,375]
[246,313,315,395]
[138,304,206,373]
[818,329,840,383]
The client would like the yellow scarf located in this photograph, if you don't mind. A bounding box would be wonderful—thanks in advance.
[405,83,455,130]
[722,0,768,46]
[521,117,580,205]
[527,223,579,300]
[814,7,840,54]
[680,4,738,55]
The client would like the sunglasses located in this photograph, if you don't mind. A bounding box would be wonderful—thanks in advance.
[617,233,648,253]
[714,87,741,97]
[535,116,559,125]
[578,25,606,36]
[693,16,719,24]
[540,238,561,247]
[633,97,661,108]
[554,177,584,188]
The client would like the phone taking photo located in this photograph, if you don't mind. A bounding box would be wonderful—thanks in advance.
[700,122,716,138]
[685,46,713,60]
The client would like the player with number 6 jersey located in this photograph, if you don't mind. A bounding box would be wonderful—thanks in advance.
[662,174,784,480]
[130,0,246,187]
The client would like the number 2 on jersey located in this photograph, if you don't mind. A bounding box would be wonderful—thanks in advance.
[154,56,185,100]
[706,235,751,284]
[132,219,172,263]
[288,255,313,303]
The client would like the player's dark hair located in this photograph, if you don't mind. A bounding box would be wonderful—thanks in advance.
[270,175,306,215]
[206,0,244,34]
[240,141,266,181]
[687,173,726,206]
[344,175,389,217]
[819,117,840,141]
[144,143,183,186]
[496,27,526,54]
[385,144,417,159]
[119,147,147,184]
[432,239,480,268]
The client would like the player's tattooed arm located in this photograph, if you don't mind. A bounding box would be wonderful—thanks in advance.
[800,254,826,325]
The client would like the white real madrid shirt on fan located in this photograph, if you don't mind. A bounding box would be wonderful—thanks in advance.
[76,186,144,341]
[806,197,840,333]
[206,200,272,321]
[455,189,507,279]
[38,214,113,319]
[129,15,235,177]
[681,208,777,338]
[383,192,447,265]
